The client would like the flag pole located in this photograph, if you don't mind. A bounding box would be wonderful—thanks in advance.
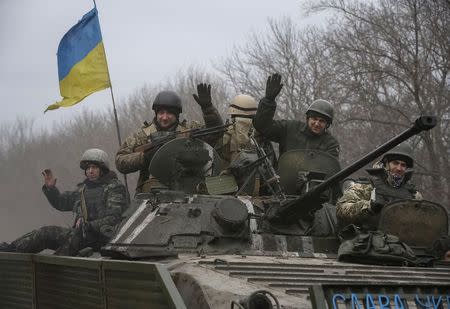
[94,1,129,194]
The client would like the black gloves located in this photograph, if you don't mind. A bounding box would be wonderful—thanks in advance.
[265,73,283,101]
[193,83,212,109]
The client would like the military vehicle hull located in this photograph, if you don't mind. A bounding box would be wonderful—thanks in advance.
[169,254,450,309]
[2,250,449,308]
[1,194,449,308]
[2,116,448,308]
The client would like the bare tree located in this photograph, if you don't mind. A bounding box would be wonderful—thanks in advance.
[219,18,346,120]
[218,17,365,166]
[308,0,450,203]
[0,68,230,241]
[165,66,230,120]
[218,0,449,205]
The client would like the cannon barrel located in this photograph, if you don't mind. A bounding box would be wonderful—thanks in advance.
[269,115,437,222]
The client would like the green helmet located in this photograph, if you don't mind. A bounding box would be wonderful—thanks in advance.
[80,148,110,171]
[152,91,182,114]
[306,99,334,124]
[382,143,414,168]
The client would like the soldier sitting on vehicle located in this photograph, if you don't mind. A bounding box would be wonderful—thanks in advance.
[336,143,422,229]
[335,143,427,265]
[253,73,340,159]
[213,94,277,195]
[0,148,128,256]
[115,84,223,194]
[216,94,274,166]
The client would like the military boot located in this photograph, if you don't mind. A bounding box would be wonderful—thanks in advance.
[0,242,16,252]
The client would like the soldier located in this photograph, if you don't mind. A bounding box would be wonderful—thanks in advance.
[217,94,268,166]
[115,84,223,194]
[0,148,128,256]
[253,73,340,158]
[336,143,422,228]
[214,94,277,195]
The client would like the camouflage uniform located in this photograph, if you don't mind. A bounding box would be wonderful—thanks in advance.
[11,171,128,256]
[116,105,223,194]
[253,97,340,158]
[216,119,273,166]
[336,176,422,228]
[217,118,252,165]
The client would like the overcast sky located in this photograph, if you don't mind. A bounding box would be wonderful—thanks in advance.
[0,0,321,130]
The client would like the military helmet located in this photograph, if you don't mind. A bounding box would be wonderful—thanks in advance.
[382,143,414,168]
[228,94,257,117]
[80,148,110,171]
[306,99,334,124]
[152,91,182,114]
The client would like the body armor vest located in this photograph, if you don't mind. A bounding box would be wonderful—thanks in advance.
[282,122,331,155]
[82,185,105,221]
[363,171,416,230]
[369,174,416,205]
[138,122,187,193]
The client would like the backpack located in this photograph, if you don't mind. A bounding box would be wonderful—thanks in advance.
[337,225,431,266]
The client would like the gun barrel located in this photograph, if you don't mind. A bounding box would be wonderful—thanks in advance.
[190,122,233,138]
[134,122,233,153]
[272,115,437,221]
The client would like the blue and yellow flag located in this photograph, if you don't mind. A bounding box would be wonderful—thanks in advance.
[45,8,110,112]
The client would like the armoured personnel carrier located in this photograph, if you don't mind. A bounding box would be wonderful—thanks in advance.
[1,116,449,309]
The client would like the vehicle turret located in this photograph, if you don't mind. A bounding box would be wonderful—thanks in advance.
[265,115,437,224]
[2,116,448,309]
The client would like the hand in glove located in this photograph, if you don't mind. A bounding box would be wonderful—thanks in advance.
[193,83,212,109]
[265,73,283,101]
[369,188,384,213]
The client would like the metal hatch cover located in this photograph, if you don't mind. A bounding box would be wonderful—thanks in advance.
[149,137,224,193]
[378,200,448,247]
[277,149,341,195]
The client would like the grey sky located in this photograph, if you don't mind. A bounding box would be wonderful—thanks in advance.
[0,0,318,130]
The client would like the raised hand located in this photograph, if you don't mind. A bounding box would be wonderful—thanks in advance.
[42,169,57,188]
[265,73,283,101]
[193,83,212,108]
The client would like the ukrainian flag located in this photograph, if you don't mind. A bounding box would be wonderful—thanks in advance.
[45,8,110,112]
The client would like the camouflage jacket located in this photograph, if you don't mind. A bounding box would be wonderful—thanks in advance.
[42,171,128,235]
[253,97,340,158]
[115,105,223,193]
[336,181,422,227]
[215,118,273,164]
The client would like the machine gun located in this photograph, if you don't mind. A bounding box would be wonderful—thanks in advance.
[250,136,286,202]
[265,115,437,223]
[227,136,286,200]
[134,121,233,153]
